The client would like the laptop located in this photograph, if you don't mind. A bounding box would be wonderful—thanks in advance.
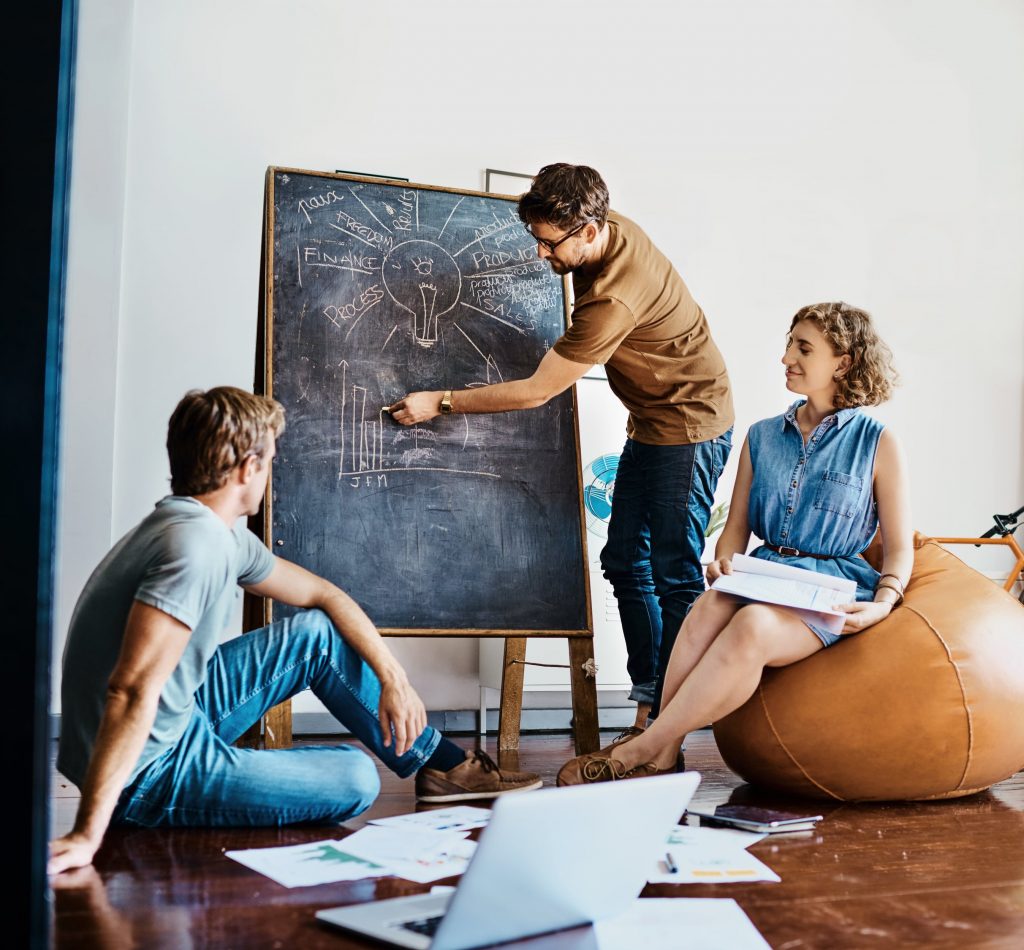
[316,771,700,949]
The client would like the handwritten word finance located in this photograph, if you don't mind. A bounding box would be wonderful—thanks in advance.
[303,246,379,273]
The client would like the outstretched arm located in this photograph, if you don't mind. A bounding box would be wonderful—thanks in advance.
[49,603,190,875]
[245,559,426,756]
[839,428,913,633]
[387,348,592,425]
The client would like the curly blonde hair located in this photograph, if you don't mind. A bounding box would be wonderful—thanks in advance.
[789,302,898,409]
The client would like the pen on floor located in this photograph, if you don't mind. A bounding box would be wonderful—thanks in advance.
[664,852,678,874]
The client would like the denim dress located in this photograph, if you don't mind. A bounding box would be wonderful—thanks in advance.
[746,401,884,645]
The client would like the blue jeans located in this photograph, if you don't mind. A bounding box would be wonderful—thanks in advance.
[600,432,732,713]
[112,609,441,827]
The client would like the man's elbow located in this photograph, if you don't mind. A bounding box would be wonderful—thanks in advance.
[521,392,551,410]
[105,678,160,710]
[522,379,571,409]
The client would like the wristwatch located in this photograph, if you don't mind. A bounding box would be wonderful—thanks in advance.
[439,390,454,414]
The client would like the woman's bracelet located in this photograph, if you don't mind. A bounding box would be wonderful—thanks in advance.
[877,573,905,595]
[874,582,904,607]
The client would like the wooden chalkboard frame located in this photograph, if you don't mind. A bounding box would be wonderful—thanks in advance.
[245,167,598,754]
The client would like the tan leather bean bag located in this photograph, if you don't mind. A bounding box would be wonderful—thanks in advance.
[713,533,1024,800]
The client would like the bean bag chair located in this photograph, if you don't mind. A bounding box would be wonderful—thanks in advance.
[713,533,1024,800]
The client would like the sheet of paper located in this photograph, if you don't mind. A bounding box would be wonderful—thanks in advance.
[225,839,386,888]
[670,823,767,850]
[381,836,478,884]
[338,826,477,884]
[368,805,491,833]
[730,553,857,592]
[595,898,771,949]
[713,572,848,614]
[647,824,779,884]
[649,849,780,884]
[339,826,469,863]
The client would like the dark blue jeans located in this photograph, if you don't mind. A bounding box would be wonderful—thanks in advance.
[600,431,732,715]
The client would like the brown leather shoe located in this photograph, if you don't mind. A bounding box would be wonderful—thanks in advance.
[593,727,686,773]
[415,749,543,803]
[556,753,676,787]
[601,726,645,752]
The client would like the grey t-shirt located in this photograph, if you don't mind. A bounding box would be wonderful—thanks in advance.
[57,496,275,788]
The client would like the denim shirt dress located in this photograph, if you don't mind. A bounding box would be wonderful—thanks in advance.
[746,401,885,642]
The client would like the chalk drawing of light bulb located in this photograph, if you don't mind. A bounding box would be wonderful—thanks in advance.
[382,240,463,348]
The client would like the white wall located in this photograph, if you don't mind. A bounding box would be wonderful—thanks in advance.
[56,0,1024,712]
[55,0,135,704]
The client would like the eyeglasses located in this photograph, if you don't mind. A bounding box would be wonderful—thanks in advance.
[524,219,593,253]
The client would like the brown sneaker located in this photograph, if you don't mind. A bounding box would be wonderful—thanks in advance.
[415,749,543,803]
[556,752,675,787]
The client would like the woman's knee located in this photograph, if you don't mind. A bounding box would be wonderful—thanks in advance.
[677,591,733,642]
[717,606,777,663]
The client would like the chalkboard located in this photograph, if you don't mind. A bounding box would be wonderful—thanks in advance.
[262,168,591,635]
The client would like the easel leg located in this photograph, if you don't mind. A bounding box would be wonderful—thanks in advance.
[498,637,526,754]
[568,638,599,755]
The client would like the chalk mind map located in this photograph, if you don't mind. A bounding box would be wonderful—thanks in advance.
[279,174,567,485]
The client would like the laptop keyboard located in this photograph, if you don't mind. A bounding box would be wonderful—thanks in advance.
[400,915,444,937]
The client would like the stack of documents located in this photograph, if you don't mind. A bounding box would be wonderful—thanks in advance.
[711,553,856,634]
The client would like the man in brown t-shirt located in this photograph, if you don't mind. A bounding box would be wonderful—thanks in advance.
[391,164,733,724]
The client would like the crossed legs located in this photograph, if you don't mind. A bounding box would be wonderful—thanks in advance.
[564,592,824,779]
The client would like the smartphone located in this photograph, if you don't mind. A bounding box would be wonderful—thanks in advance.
[688,804,822,833]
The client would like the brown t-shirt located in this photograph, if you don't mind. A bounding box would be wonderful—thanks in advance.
[553,212,733,445]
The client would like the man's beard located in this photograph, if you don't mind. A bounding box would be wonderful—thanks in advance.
[547,247,585,275]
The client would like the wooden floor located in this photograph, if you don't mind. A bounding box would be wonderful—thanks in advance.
[50,730,1024,948]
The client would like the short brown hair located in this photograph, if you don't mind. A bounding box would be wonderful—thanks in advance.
[167,386,285,496]
[789,302,899,409]
[518,163,610,230]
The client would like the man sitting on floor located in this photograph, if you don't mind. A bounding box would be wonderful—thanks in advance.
[49,386,540,875]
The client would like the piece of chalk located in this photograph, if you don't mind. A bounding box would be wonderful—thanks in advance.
[381,406,392,414]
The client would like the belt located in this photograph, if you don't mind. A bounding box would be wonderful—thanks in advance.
[763,543,831,560]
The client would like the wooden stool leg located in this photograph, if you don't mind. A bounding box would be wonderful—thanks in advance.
[235,721,262,749]
[498,637,526,754]
[568,637,599,755]
[263,702,292,749]
[232,702,292,750]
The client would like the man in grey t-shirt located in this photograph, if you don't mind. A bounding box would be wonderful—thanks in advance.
[49,387,540,876]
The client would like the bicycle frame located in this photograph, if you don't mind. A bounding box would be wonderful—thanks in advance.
[932,535,1024,593]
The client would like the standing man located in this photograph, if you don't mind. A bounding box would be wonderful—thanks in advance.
[390,164,733,730]
[49,386,540,876]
